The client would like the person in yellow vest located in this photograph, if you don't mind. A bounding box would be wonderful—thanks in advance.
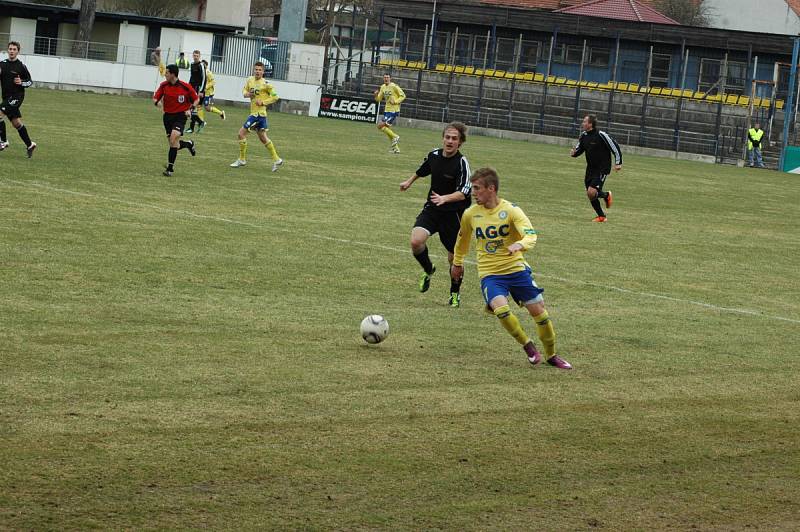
[374,73,405,153]
[747,123,765,168]
[176,52,190,70]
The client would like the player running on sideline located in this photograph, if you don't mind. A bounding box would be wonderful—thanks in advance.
[0,41,36,157]
[452,167,572,369]
[570,114,622,222]
[374,73,405,153]
[153,64,198,176]
[400,122,471,307]
[230,62,283,171]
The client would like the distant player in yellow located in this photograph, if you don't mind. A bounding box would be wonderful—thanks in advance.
[230,61,283,172]
[374,73,405,153]
[201,60,225,121]
[451,167,573,370]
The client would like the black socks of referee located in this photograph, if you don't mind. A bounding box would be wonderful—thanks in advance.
[413,246,434,275]
[178,140,192,150]
[167,147,178,171]
[0,120,6,143]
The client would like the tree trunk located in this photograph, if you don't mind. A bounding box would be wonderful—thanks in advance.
[71,0,97,58]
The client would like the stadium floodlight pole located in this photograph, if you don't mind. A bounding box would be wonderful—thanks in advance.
[779,37,800,172]
[346,5,355,79]
[674,47,690,153]
[573,39,587,135]
[607,33,621,133]
[539,28,557,133]
[507,33,523,129]
[639,45,653,146]
[714,52,729,163]
[392,20,399,61]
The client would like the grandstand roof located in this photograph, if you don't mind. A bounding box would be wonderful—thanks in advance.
[554,0,678,25]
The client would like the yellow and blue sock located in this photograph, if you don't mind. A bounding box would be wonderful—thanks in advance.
[239,139,247,161]
[494,305,530,346]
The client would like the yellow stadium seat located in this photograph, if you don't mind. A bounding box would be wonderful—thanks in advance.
[737,95,749,106]
[777,99,785,109]
[453,65,464,74]
[484,69,495,77]
[514,73,526,80]
[523,72,534,81]
[725,94,738,105]
[627,83,639,92]
[565,79,577,86]
[379,58,391,66]
[650,87,662,95]
[464,66,475,75]
[435,64,446,71]
[397,59,408,67]
[533,73,545,82]
[493,70,506,78]
[505,72,516,80]
[546,75,556,83]
[616,82,629,91]
[474,69,485,76]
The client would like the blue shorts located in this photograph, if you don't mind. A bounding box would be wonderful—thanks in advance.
[203,95,214,107]
[480,268,544,307]
[243,115,268,131]
[382,112,399,125]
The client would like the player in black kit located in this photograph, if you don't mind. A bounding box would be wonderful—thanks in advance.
[571,114,622,222]
[186,49,207,133]
[400,122,472,307]
[0,41,36,157]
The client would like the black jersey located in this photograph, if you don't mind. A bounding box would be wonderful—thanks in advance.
[572,128,622,176]
[189,61,206,93]
[415,149,472,212]
[0,58,32,100]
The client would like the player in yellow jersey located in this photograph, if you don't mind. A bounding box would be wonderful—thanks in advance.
[452,168,572,369]
[201,60,225,121]
[374,73,405,153]
[230,61,283,171]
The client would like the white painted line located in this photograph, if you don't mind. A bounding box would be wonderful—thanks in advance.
[5,178,800,326]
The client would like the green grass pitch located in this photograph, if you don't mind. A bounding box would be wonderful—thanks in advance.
[1,89,799,529]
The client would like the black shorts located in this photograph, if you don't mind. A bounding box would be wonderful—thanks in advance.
[414,205,464,253]
[163,112,187,136]
[584,171,608,190]
[0,97,23,120]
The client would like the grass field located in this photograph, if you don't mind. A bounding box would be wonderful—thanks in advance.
[1,88,799,530]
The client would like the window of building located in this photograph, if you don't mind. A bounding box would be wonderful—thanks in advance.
[650,53,671,87]
[540,41,564,63]
[565,45,584,65]
[589,47,610,67]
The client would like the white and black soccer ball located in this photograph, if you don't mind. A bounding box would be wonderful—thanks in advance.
[360,314,389,344]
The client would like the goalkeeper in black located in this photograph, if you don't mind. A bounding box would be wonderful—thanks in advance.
[0,41,36,157]
[186,49,207,133]
[571,114,622,222]
[400,122,472,308]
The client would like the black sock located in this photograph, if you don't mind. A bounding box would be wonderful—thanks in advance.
[16,124,32,147]
[590,198,605,217]
[167,147,178,170]
[0,120,6,143]
[450,275,462,294]
[413,247,434,275]
[597,189,608,199]
[179,140,192,150]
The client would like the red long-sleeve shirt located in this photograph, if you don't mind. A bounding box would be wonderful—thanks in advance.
[153,80,198,114]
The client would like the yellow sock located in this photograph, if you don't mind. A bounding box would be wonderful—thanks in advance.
[197,107,206,122]
[494,305,530,346]
[383,126,397,140]
[266,140,280,161]
[209,106,223,116]
[239,139,247,161]
[533,310,556,357]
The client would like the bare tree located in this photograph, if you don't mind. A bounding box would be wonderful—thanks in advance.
[71,0,96,58]
[655,0,712,26]
[110,0,194,18]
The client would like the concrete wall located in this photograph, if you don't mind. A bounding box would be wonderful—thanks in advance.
[116,22,148,64]
[287,42,325,84]
[6,51,322,116]
[205,0,251,30]
[705,0,800,35]
[6,17,36,52]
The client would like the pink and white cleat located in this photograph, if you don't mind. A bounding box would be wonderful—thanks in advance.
[524,341,541,366]
[546,355,573,370]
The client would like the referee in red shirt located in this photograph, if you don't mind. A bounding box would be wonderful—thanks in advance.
[153,64,199,176]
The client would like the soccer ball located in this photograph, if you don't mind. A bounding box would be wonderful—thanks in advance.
[360,315,389,344]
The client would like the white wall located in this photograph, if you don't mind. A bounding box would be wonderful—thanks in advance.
[205,0,251,30]
[8,18,36,52]
[180,30,215,58]
[116,22,147,63]
[705,0,800,35]
[15,52,322,116]
[287,42,325,84]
